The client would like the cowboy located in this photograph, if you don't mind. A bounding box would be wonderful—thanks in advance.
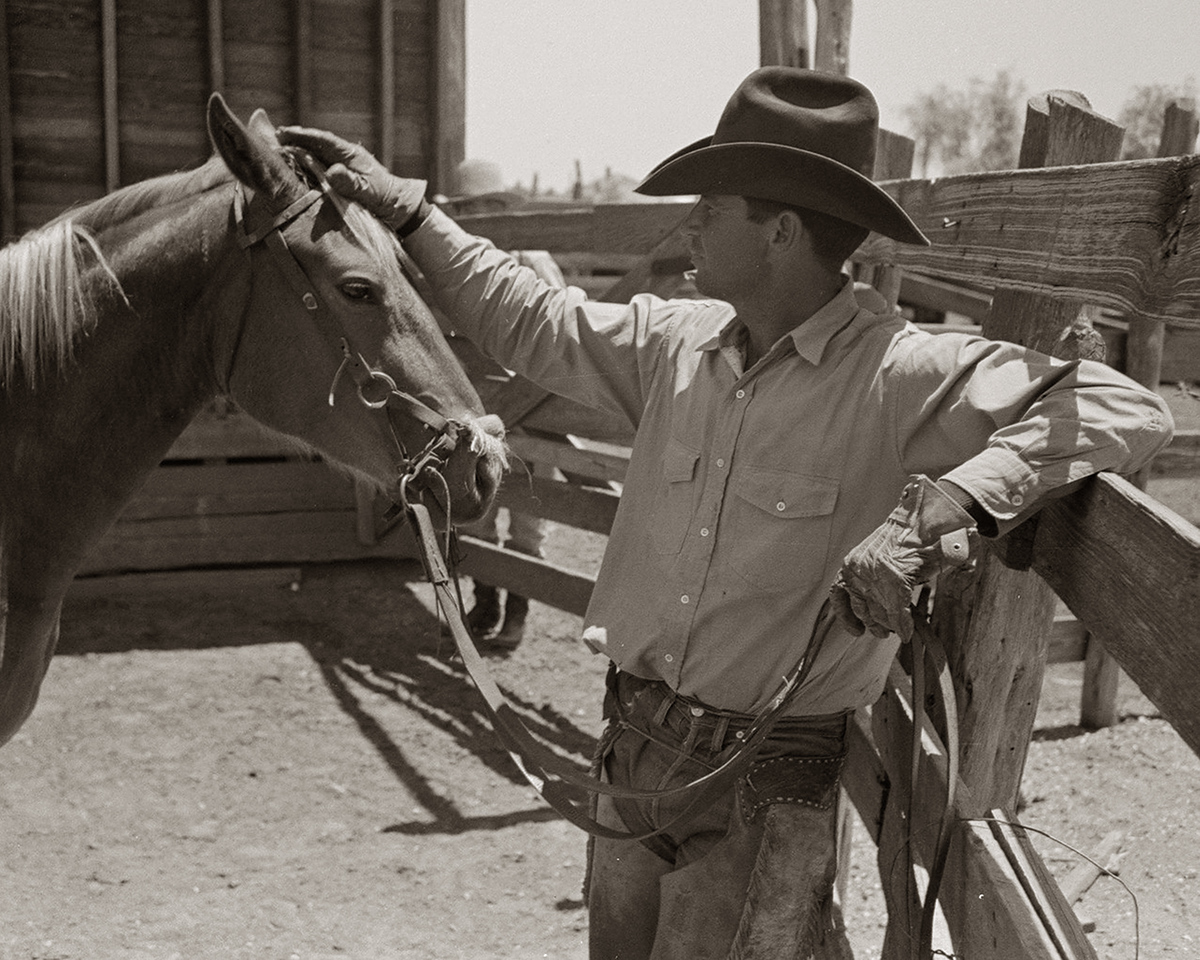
[437,159,566,651]
[280,66,1172,959]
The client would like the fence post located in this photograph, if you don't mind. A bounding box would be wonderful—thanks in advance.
[923,92,1122,958]
[758,0,809,68]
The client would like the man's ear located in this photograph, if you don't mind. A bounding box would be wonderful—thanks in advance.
[771,207,805,251]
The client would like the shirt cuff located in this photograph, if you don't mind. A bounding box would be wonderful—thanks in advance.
[940,447,1041,537]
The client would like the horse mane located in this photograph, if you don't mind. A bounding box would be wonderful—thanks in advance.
[0,220,109,390]
[1,151,407,392]
[1,158,231,390]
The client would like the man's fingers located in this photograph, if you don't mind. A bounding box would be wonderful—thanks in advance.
[830,585,865,636]
[276,126,362,165]
[324,164,366,196]
[848,592,877,633]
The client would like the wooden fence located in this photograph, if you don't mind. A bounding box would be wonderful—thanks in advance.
[0,0,466,240]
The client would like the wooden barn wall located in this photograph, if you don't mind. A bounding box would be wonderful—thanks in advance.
[1,0,443,238]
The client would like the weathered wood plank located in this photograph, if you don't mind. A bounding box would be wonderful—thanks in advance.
[1031,473,1200,757]
[113,461,354,522]
[495,474,619,537]
[518,395,636,445]
[460,157,1200,325]
[867,665,1098,959]
[900,272,992,322]
[935,89,1120,824]
[453,203,691,259]
[840,709,886,845]
[1152,428,1200,476]
[506,433,630,484]
[101,0,119,190]
[758,0,809,69]
[0,0,16,241]
[69,565,302,599]
[455,535,595,616]
[865,155,1200,324]
[79,509,418,575]
[433,0,465,195]
[164,408,302,461]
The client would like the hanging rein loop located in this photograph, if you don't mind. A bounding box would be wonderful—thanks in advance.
[231,159,468,498]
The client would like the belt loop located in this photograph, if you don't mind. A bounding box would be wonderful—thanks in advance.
[711,715,730,752]
[653,689,675,727]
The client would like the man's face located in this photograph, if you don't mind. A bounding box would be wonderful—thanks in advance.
[681,195,772,304]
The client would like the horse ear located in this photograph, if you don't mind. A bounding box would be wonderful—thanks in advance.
[246,108,279,147]
[206,92,304,209]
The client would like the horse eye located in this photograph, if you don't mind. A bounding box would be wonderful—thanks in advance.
[339,279,377,303]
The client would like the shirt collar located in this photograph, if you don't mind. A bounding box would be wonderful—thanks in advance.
[788,279,862,365]
[698,278,863,366]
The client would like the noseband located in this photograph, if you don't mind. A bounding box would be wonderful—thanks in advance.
[231,159,466,506]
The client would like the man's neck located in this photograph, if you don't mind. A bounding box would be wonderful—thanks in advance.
[738,267,845,367]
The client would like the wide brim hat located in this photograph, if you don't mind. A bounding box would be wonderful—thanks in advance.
[635,67,929,246]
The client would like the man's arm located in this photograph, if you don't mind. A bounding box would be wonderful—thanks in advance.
[832,329,1174,639]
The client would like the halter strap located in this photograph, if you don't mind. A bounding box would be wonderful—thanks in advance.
[233,183,324,250]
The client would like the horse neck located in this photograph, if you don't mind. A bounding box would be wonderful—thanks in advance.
[3,169,249,592]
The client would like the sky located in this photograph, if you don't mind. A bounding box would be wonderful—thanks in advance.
[464,0,1200,193]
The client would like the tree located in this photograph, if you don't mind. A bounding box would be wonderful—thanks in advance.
[904,84,973,177]
[1118,79,1198,159]
[904,70,1027,176]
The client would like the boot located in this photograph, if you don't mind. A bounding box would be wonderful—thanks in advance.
[491,594,528,650]
[467,583,503,640]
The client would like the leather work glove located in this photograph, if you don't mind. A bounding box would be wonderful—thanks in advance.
[276,126,430,234]
[830,475,979,641]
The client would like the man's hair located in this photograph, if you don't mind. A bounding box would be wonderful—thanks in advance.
[743,197,869,267]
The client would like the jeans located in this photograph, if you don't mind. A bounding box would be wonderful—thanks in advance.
[587,668,847,960]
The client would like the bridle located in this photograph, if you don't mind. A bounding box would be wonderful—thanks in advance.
[230,154,466,506]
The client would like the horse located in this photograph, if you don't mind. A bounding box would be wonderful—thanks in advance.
[0,93,508,747]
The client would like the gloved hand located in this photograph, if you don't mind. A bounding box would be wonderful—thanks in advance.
[830,476,979,641]
[276,126,430,233]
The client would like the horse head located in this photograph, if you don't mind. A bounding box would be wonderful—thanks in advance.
[205,93,505,523]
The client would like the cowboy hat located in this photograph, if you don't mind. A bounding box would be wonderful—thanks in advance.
[635,67,929,246]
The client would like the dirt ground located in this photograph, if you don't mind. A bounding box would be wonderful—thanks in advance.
[2,386,1199,960]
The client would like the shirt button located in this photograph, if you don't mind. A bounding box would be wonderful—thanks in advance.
[689,706,705,717]
[700,527,710,537]
[736,389,746,399]
[664,654,674,663]
[680,595,690,604]
[1012,494,1025,506]
[716,458,725,468]
[776,501,786,511]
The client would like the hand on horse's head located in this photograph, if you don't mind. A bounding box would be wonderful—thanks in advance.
[276,126,429,234]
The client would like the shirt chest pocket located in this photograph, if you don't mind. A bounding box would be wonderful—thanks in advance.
[724,469,840,593]
[649,438,700,556]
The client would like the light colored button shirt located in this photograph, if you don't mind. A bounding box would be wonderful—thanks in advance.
[407,209,1173,716]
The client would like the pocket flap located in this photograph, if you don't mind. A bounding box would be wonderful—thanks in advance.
[735,469,838,518]
[663,438,699,483]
